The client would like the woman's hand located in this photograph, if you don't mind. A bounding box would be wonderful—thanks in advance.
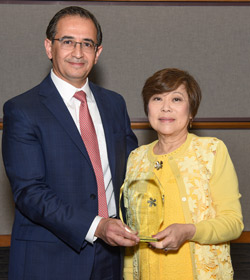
[149,223,196,251]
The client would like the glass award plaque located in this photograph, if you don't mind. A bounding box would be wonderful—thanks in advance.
[122,171,165,242]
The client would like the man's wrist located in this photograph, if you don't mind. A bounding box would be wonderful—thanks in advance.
[85,216,104,244]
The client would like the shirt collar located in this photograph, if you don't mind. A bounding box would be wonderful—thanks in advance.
[50,69,94,103]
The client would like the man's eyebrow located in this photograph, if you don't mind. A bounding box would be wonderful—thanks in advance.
[59,36,74,40]
[83,38,96,45]
[59,36,96,45]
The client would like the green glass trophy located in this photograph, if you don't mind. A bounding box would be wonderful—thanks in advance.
[122,171,165,242]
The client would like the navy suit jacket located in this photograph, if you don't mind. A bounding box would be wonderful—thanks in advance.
[2,75,138,280]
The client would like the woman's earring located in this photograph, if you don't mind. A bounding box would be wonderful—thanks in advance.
[189,118,193,129]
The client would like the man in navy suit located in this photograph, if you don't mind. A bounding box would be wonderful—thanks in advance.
[2,6,139,280]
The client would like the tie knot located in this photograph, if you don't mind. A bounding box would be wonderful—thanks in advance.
[74,90,87,103]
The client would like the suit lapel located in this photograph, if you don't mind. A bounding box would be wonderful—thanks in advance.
[89,83,116,178]
[38,75,92,167]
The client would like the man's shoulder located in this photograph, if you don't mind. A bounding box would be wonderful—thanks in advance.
[4,75,52,106]
[4,85,39,109]
[89,81,124,100]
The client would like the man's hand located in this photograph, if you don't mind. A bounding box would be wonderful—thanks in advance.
[95,218,140,246]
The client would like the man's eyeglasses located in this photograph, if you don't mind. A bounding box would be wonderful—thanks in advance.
[53,37,98,53]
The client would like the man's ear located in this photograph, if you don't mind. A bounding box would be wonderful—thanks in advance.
[94,45,103,65]
[44,38,53,60]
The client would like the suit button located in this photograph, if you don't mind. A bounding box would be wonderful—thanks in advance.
[90,194,96,200]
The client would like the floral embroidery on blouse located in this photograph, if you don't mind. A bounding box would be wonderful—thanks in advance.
[123,135,234,280]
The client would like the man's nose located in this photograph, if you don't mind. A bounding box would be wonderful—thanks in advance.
[71,43,84,57]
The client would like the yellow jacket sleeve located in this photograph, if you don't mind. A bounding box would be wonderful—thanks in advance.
[191,140,244,244]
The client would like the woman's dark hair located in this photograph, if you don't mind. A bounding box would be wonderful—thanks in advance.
[142,68,202,118]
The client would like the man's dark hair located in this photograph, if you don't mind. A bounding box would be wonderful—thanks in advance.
[46,6,102,46]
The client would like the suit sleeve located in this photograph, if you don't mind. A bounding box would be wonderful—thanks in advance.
[124,103,138,158]
[2,100,95,252]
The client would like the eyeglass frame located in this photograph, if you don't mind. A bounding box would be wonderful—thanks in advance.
[52,36,99,52]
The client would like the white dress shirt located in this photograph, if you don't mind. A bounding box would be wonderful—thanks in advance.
[50,70,116,244]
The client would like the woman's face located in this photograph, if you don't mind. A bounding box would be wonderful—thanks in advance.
[148,84,191,139]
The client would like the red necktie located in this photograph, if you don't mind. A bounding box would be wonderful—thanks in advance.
[74,91,109,218]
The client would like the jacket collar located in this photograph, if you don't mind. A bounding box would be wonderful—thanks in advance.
[38,75,116,175]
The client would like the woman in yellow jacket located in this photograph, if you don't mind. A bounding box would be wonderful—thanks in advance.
[122,68,243,280]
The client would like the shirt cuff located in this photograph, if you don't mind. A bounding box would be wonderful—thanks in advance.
[85,216,103,244]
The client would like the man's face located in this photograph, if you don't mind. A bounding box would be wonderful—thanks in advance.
[44,15,102,88]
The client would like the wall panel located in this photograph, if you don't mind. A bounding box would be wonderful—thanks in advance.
[0,2,249,241]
